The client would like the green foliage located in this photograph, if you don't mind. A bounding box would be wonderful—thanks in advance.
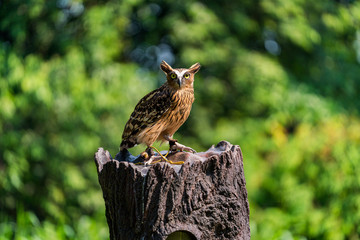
[1,0,360,239]
[0,206,107,240]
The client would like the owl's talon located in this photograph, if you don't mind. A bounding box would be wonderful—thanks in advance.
[189,149,197,154]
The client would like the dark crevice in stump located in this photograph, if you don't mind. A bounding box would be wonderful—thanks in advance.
[94,141,250,240]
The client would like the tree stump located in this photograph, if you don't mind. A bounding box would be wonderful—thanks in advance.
[94,141,250,240]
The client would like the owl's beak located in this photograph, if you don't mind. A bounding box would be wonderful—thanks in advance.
[177,79,182,87]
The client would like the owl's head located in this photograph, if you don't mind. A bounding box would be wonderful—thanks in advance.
[160,60,201,90]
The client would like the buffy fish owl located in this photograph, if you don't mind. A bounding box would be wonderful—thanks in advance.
[120,60,201,164]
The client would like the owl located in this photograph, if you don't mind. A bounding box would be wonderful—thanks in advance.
[120,61,200,164]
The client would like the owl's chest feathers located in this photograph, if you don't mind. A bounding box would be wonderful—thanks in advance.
[152,88,193,138]
[137,88,194,145]
[163,88,194,125]
[170,89,194,113]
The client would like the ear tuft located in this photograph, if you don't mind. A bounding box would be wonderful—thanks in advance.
[160,60,173,73]
[189,62,201,74]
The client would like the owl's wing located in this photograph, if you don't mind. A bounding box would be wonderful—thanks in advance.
[121,85,172,144]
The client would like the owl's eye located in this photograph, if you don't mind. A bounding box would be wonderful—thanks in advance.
[184,73,190,79]
[170,73,177,79]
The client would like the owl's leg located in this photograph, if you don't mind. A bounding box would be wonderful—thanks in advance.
[169,141,196,153]
[164,136,196,153]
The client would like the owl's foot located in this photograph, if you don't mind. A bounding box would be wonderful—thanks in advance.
[169,140,196,153]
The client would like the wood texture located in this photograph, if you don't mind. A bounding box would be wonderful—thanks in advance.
[94,141,250,240]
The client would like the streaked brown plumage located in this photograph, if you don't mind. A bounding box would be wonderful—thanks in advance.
[120,61,200,158]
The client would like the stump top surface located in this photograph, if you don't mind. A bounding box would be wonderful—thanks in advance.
[95,141,237,175]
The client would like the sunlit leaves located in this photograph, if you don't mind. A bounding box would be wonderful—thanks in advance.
[1,0,360,239]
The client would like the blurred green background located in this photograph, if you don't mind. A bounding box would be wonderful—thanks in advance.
[1,0,360,239]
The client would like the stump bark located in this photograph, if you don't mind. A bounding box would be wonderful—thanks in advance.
[94,141,250,240]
